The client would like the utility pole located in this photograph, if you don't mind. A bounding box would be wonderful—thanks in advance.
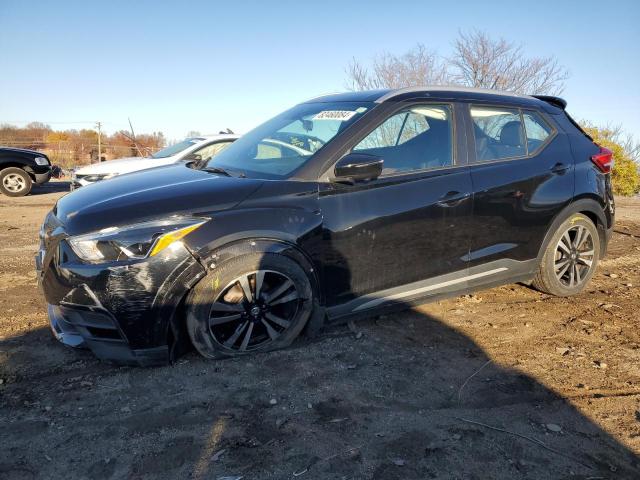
[95,121,102,163]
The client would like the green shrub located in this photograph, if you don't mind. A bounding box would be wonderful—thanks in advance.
[582,125,640,196]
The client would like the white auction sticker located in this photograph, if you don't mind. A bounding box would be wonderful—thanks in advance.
[313,110,358,121]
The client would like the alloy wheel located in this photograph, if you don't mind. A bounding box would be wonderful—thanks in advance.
[3,173,26,193]
[208,270,302,351]
[554,225,595,288]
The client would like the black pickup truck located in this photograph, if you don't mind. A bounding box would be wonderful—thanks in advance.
[0,147,52,196]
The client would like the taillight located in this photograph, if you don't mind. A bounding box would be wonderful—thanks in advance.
[591,146,613,173]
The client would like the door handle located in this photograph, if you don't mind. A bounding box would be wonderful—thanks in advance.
[437,191,471,207]
[550,162,569,175]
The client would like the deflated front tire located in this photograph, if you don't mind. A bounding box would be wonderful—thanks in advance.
[186,252,314,358]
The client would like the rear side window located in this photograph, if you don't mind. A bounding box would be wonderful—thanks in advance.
[353,104,453,175]
[522,111,552,154]
[470,107,525,161]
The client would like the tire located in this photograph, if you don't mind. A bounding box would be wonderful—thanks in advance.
[186,252,314,359]
[0,167,32,197]
[532,213,600,296]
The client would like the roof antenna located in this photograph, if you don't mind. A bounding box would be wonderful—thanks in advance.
[219,128,234,134]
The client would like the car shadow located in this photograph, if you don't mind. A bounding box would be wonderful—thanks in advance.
[30,180,70,195]
[1,290,639,477]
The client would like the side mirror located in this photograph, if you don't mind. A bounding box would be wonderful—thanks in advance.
[184,153,202,161]
[333,153,383,183]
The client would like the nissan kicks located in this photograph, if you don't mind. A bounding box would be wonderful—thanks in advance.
[36,87,615,366]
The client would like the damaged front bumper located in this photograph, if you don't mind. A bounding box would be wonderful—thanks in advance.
[46,299,171,366]
[36,222,206,366]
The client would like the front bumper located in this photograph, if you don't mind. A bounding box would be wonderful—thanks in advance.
[34,169,52,185]
[36,217,206,366]
[47,302,170,366]
[24,165,52,185]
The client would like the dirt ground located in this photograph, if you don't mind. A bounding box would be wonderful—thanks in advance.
[1,180,639,479]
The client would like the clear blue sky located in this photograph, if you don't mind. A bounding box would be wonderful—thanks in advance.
[1,0,638,141]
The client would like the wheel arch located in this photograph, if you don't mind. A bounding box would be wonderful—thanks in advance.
[165,236,325,360]
[1,161,29,169]
[536,197,609,261]
[197,236,323,304]
[1,163,33,177]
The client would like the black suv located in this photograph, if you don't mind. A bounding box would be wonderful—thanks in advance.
[37,87,614,366]
[0,147,53,196]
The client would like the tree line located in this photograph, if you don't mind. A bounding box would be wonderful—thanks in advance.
[0,122,165,167]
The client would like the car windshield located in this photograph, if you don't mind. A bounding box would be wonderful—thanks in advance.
[205,101,373,179]
[151,138,204,158]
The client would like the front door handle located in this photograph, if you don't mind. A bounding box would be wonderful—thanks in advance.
[550,162,569,175]
[437,191,471,207]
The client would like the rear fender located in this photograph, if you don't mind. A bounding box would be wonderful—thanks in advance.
[536,197,610,261]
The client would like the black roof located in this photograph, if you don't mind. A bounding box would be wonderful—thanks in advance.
[305,87,564,112]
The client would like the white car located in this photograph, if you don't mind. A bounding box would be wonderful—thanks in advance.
[70,134,239,189]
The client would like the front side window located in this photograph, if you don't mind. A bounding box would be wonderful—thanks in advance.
[205,102,372,178]
[353,104,453,175]
[523,111,552,154]
[471,107,525,161]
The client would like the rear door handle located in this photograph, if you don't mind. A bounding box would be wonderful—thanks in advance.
[437,191,471,207]
[551,162,569,174]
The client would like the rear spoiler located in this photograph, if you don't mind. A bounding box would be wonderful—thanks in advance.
[533,95,593,141]
[532,95,567,110]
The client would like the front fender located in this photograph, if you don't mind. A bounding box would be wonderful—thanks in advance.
[185,201,323,284]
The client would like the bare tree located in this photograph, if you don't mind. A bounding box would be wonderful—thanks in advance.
[346,44,449,90]
[346,31,569,95]
[450,31,569,95]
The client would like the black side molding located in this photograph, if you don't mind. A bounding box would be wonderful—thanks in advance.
[533,95,567,110]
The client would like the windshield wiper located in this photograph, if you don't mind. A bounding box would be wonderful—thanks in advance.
[202,166,246,178]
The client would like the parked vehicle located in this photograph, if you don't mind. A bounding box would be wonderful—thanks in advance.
[70,134,239,189]
[0,147,52,197]
[36,87,615,366]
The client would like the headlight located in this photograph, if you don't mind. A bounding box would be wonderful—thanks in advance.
[34,157,49,166]
[83,173,116,182]
[68,217,207,263]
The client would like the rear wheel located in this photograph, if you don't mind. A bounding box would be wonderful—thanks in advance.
[532,213,600,296]
[186,252,314,358]
[0,167,32,197]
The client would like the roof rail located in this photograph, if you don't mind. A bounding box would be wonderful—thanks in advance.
[303,92,342,103]
[375,86,532,103]
[532,95,567,109]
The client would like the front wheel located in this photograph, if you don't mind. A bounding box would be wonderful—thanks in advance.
[0,167,32,197]
[186,252,314,358]
[532,213,600,296]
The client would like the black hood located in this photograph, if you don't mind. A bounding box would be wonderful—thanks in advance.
[0,146,45,158]
[55,164,263,235]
